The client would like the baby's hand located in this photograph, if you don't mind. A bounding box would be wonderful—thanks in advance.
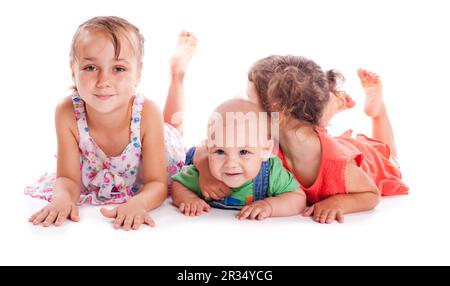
[236,200,272,220]
[198,173,231,201]
[194,144,231,200]
[178,197,211,216]
[303,200,344,224]
[100,197,155,231]
[28,192,79,227]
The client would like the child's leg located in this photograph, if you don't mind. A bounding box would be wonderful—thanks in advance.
[163,31,198,136]
[358,69,397,157]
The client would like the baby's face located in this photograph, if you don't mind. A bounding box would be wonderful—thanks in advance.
[71,30,142,113]
[207,120,272,188]
[208,145,265,188]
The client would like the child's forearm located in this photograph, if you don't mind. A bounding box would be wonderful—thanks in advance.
[54,177,81,203]
[264,190,307,217]
[324,191,380,214]
[171,181,201,207]
[135,181,168,211]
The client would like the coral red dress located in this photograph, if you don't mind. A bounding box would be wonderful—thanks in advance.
[276,127,409,205]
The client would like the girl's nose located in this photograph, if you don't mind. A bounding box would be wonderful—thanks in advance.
[96,71,112,88]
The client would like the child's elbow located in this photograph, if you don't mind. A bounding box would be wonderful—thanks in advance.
[292,190,308,214]
[368,188,381,210]
[155,182,169,205]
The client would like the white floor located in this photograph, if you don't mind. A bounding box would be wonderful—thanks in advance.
[3,172,448,266]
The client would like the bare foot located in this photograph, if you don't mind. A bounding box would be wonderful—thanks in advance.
[170,30,198,79]
[320,91,355,126]
[357,68,385,118]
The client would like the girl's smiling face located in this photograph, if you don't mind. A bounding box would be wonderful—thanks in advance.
[71,30,142,114]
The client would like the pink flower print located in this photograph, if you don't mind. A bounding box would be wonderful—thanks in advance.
[88,171,97,180]
[168,164,178,176]
[127,164,131,169]
[103,161,112,169]
[121,155,126,161]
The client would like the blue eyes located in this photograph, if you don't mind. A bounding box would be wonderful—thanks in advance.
[114,67,126,72]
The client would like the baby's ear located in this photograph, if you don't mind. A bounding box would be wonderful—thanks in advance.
[260,139,274,161]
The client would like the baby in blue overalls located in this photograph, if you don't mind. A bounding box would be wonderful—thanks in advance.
[171,99,307,220]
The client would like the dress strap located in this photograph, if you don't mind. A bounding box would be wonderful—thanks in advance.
[71,92,89,140]
[130,94,144,149]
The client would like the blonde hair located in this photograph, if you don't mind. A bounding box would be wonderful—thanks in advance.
[70,16,145,64]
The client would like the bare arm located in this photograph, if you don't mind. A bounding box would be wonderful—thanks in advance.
[172,181,211,216]
[303,160,380,223]
[133,99,168,211]
[264,189,307,217]
[171,181,202,207]
[55,98,82,202]
[237,189,306,220]
[333,160,380,213]
[29,97,82,226]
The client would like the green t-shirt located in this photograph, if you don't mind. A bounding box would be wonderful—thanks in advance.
[171,156,300,206]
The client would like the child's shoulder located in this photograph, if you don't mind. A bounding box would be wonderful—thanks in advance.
[55,95,78,139]
[140,96,162,118]
[55,95,77,125]
[268,155,283,169]
[140,95,165,135]
[267,155,295,179]
[56,95,75,113]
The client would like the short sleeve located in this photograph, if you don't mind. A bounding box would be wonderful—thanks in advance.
[268,157,301,196]
[171,165,203,198]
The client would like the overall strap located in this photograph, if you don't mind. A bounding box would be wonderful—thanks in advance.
[252,160,270,201]
[184,146,196,165]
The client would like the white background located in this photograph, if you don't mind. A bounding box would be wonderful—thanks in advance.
[0,0,449,265]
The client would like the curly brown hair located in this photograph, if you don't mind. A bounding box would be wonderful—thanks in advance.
[248,55,344,126]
